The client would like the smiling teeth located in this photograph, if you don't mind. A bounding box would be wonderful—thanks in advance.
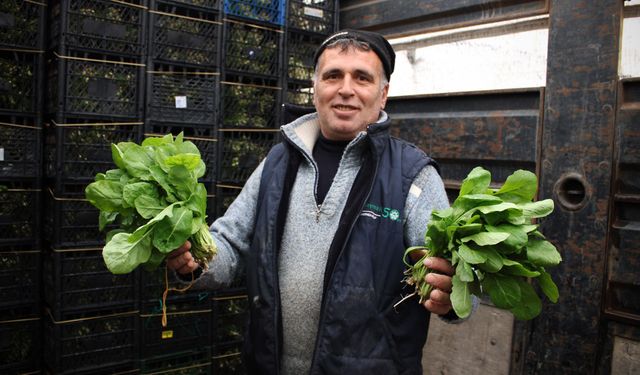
[335,105,355,110]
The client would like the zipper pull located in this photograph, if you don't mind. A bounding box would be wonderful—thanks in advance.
[316,205,322,223]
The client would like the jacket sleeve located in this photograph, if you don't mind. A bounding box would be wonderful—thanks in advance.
[403,163,449,247]
[188,159,266,290]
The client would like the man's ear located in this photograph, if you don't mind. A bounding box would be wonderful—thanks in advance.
[380,83,389,109]
[312,80,318,107]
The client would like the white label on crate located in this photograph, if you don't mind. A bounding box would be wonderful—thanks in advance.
[0,148,4,161]
[304,6,323,18]
[175,96,188,108]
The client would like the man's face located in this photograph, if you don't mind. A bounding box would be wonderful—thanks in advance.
[313,47,389,141]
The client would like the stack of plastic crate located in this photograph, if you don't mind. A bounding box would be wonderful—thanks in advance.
[0,0,46,373]
[145,0,221,209]
[281,0,338,110]
[140,0,221,373]
[42,0,147,373]
[138,267,214,374]
[211,287,248,374]
[218,0,284,216]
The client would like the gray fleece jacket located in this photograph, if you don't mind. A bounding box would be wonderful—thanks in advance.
[192,111,450,374]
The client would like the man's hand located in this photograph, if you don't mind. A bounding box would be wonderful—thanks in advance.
[422,256,454,315]
[166,241,199,275]
[408,250,454,315]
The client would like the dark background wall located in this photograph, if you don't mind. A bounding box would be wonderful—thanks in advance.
[340,0,640,373]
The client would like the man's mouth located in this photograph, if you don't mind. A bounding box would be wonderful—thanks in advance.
[333,104,358,111]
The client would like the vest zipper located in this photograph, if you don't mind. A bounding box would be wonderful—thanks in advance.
[285,136,323,221]
[279,135,320,372]
[308,153,380,373]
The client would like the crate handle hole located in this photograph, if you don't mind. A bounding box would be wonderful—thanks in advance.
[554,173,588,211]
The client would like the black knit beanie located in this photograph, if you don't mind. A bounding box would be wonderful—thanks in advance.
[313,29,396,81]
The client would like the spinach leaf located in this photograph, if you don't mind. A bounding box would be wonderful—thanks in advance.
[400,167,561,320]
[85,180,124,212]
[451,274,473,318]
[85,133,217,275]
[103,231,153,274]
[152,206,193,253]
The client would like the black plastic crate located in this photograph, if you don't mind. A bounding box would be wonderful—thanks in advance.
[211,289,247,346]
[0,0,46,50]
[145,120,216,138]
[149,0,222,68]
[0,49,40,114]
[49,0,147,58]
[161,0,220,11]
[0,181,41,250]
[43,309,139,374]
[221,75,281,129]
[0,251,40,321]
[44,183,108,248]
[285,31,324,81]
[223,18,282,77]
[0,113,41,179]
[287,0,335,35]
[47,52,145,118]
[43,248,139,321]
[140,306,212,357]
[211,342,244,374]
[218,129,278,185]
[140,347,211,374]
[0,317,40,374]
[144,125,218,186]
[285,78,314,107]
[43,362,139,375]
[44,118,143,181]
[139,264,213,312]
[214,184,241,218]
[147,64,219,126]
[224,0,284,26]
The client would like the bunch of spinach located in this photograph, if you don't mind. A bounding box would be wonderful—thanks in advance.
[85,132,217,275]
[401,167,561,320]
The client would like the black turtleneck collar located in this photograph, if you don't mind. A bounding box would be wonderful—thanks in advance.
[312,133,350,205]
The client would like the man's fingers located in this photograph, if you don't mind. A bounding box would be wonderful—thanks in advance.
[167,241,191,260]
[177,258,198,275]
[166,243,199,275]
[408,248,427,262]
[423,256,454,275]
[425,273,453,293]
[423,299,452,315]
[423,289,452,315]
[429,289,451,305]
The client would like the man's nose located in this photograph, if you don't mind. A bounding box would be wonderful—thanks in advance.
[338,75,355,96]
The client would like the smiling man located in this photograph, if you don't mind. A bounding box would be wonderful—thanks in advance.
[167,30,458,374]
[312,39,389,141]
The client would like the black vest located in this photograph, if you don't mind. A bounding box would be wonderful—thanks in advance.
[244,120,437,374]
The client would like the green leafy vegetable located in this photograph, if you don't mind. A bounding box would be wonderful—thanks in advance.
[85,133,217,274]
[400,167,561,320]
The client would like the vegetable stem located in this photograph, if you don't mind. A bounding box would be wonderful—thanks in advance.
[395,247,437,309]
[189,222,217,270]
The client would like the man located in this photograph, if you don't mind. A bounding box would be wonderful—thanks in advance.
[168,29,459,374]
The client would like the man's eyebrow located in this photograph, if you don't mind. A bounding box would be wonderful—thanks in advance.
[354,69,375,79]
[321,68,375,79]
[321,68,343,77]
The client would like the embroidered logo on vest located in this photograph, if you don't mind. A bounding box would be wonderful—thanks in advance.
[361,202,401,222]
